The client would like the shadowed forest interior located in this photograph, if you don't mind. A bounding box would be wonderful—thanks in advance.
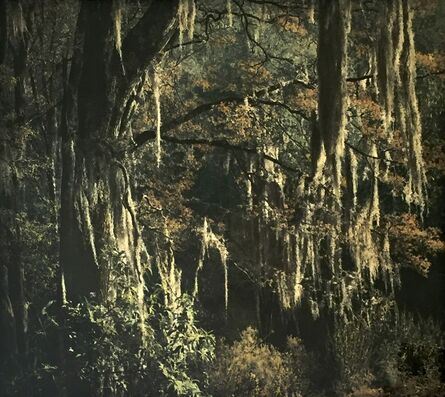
[1,0,445,396]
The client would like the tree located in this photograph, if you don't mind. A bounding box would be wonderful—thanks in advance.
[59,0,178,303]
[0,0,29,387]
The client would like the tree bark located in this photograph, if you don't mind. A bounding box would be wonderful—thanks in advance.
[56,2,179,395]
[0,2,28,391]
[316,0,351,190]
[60,0,178,302]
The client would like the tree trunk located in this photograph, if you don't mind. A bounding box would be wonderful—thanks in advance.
[57,2,178,395]
[316,0,351,190]
[0,3,28,393]
[60,0,178,303]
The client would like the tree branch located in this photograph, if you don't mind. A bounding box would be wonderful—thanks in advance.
[133,77,312,148]
[136,130,303,175]
[119,0,179,83]
[346,69,445,83]
[345,142,402,165]
[416,69,445,79]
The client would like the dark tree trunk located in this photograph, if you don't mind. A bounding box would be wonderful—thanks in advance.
[57,2,179,394]
[316,0,351,190]
[317,0,350,157]
[0,0,7,64]
[312,2,352,395]
[0,1,28,391]
[60,0,178,303]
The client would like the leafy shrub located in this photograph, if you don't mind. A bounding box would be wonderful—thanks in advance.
[147,291,215,396]
[206,327,312,397]
[332,299,444,396]
[28,284,214,396]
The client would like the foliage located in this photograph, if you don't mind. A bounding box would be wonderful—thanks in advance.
[147,290,215,396]
[207,327,313,397]
[6,282,214,397]
[1,1,445,396]
[387,213,445,276]
[62,288,213,396]
[332,298,445,396]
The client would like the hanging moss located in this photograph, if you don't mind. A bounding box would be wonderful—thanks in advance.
[157,223,182,309]
[349,148,358,211]
[178,0,196,47]
[369,143,380,227]
[376,0,427,209]
[310,111,325,180]
[398,0,427,210]
[227,0,233,27]
[10,1,26,39]
[195,218,230,317]
[152,69,162,167]
[188,0,196,40]
[393,0,405,86]
[276,231,304,310]
[112,0,123,60]
[178,0,187,47]
[376,0,396,135]
[307,0,315,24]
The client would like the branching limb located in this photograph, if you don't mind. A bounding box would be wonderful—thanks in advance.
[133,77,313,148]
[136,130,302,175]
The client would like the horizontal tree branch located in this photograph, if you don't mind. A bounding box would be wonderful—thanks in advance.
[346,69,445,83]
[345,142,402,165]
[133,77,313,148]
[346,74,373,82]
[136,129,302,175]
[119,0,178,83]
[416,69,445,79]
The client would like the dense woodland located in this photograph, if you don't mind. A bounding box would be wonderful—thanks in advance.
[1,0,445,396]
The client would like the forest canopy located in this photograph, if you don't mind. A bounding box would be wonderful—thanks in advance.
[1,0,445,396]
